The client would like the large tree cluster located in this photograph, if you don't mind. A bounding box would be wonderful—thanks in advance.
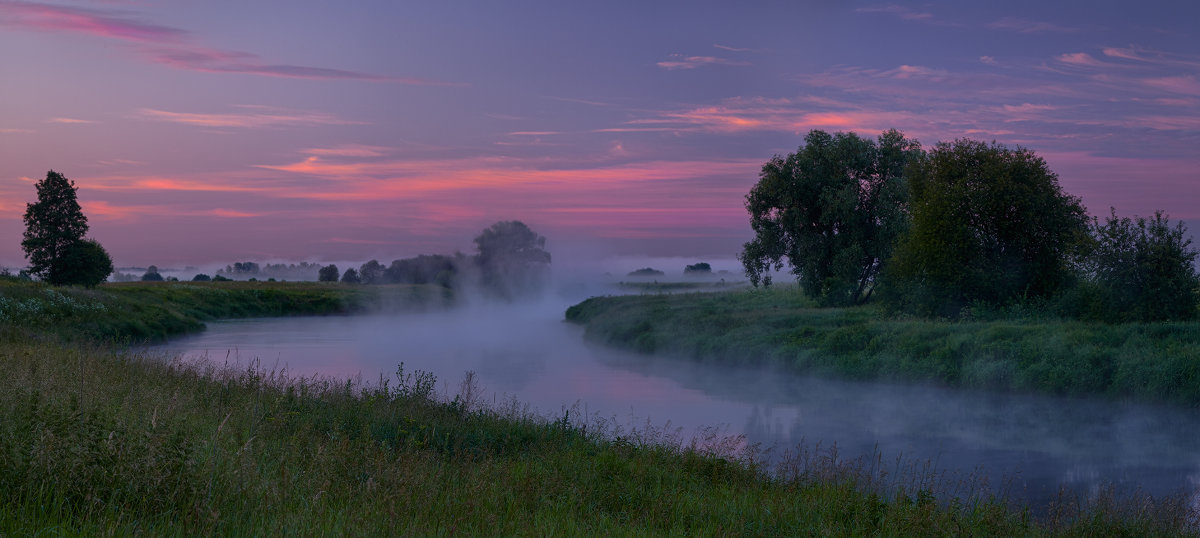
[740,131,1200,321]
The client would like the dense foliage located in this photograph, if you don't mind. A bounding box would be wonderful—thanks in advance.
[21,170,112,286]
[1072,210,1200,322]
[53,239,114,288]
[881,140,1089,316]
[741,130,921,305]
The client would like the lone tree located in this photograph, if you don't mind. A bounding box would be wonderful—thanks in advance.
[740,129,921,305]
[474,220,551,299]
[883,139,1089,315]
[22,170,112,286]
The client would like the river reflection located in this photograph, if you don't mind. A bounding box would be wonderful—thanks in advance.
[150,299,1200,507]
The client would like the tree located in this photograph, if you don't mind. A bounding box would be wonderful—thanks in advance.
[627,268,664,277]
[22,170,92,285]
[358,260,384,284]
[883,139,1089,315]
[1082,209,1199,321]
[54,239,113,287]
[141,265,164,282]
[192,274,212,282]
[684,262,712,275]
[318,264,339,282]
[474,221,551,298]
[740,129,921,305]
[340,267,361,283]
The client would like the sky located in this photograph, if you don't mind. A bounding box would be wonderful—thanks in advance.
[2,1,1198,268]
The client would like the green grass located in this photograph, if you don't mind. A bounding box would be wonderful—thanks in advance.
[0,280,452,342]
[565,287,1200,405]
[0,281,1194,535]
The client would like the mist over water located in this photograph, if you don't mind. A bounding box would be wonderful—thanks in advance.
[151,280,1200,508]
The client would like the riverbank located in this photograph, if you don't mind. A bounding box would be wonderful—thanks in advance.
[565,288,1200,406]
[0,282,1190,534]
[0,280,452,342]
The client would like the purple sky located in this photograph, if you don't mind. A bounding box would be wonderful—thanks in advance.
[2,1,1198,267]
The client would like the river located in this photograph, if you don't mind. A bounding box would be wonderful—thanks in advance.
[150,293,1200,509]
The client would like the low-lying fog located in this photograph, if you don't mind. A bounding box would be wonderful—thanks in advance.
[150,265,1200,509]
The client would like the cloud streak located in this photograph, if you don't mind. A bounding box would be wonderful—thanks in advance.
[657,54,748,70]
[138,106,366,129]
[0,1,452,84]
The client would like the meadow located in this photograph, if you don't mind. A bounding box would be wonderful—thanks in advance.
[0,280,1194,535]
[565,286,1200,406]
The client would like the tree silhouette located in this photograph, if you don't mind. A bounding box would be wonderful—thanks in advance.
[54,239,113,288]
[22,170,92,285]
[474,221,551,298]
[318,264,339,282]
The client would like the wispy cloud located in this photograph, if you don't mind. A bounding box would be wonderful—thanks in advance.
[656,54,748,70]
[46,117,95,124]
[0,1,184,42]
[855,4,935,21]
[1055,52,1105,68]
[301,145,392,158]
[0,1,453,84]
[988,17,1076,34]
[138,106,365,129]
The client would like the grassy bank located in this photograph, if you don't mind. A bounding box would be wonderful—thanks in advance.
[0,280,452,342]
[565,288,1200,406]
[0,282,1192,534]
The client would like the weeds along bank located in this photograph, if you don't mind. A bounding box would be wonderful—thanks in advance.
[0,280,453,342]
[565,288,1200,406]
[0,282,1192,534]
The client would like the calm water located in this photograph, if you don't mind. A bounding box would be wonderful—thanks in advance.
[150,297,1200,508]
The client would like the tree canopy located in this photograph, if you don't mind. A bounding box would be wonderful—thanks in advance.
[882,139,1089,315]
[740,129,921,305]
[54,239,113,288]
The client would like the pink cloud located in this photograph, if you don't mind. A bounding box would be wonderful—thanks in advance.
[46,117,95,124]
[138,106,365,129]
[1143,76,1200,96]
[0,1,184,42]
[1056,52,1104,67]
[301,145,392,158]
[0,1,450,84]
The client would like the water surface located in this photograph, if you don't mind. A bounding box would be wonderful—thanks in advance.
[151,298,1200,507]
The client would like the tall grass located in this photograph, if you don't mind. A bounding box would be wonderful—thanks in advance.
[5,339,1191,535]
[565,287,1200,405]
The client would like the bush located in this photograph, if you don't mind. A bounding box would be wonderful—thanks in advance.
[1078,209,1200,322]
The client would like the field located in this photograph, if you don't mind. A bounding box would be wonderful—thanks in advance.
[565,287,1200,405]
[0,281,1193,535]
